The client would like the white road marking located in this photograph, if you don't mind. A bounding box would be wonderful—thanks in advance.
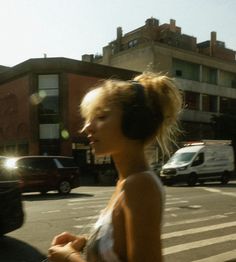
[200,187,236,197]
[74,224,94,229]
[41,210,61,214]
[68,197,110,202]
[163,233,236,255]
[166,198,182,202]
[74,215,99,221]
[162,220,236,239]
[72,204,105,210]
[192,250,236,262]
[165,207,180,212]
[164,214,227,227]
[165,200,189,205]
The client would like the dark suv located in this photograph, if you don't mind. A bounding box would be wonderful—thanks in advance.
[0,156,24,235]
[4,156,80,195]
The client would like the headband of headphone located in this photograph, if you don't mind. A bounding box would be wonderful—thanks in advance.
[121,81,163,140]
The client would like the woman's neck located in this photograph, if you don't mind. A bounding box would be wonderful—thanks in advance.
[112,145,149,181]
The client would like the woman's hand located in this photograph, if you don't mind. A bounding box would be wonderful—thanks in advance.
[48,241,81,262]
[51,232,87,252]
[51,232,78,246]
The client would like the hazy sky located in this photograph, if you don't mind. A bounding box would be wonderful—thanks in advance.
[0,0,235,67]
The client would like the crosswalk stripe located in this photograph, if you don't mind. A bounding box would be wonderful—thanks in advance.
[164,214,227,227]
[200,187,236,198]
[74,224,93,229]
[162,220,236,239]
[74,215,98,221]
[68,197,110,202]
[192,250,236,262]
[165,200,188,205]
[165,207,180,212]
[163,233,236,255]
[72,204,105,210]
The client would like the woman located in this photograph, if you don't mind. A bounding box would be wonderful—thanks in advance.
[48,72,182,262]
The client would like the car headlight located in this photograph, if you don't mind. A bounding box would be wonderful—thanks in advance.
[177,165,188,171]
[4,158,17,169]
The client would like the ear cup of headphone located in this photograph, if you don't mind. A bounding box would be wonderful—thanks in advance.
[122,105,157,140]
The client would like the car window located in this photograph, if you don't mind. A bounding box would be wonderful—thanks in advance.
[55,158,78,168]
[17,158,56,170]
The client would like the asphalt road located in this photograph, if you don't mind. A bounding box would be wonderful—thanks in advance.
[4,182,236,262]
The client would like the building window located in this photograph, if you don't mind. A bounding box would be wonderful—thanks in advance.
[176,70,182,77]
[220,97,230,113]
[39,124,60,139]
[38,75,59,124]
[172,58,200,81]
[232,80,236,89]
[128,39,138,48]
[184,91,200,110]
[202,94,218,112]
[219,71,236,88]
[202,66,217,84]
[220,98,236,114]
[38,74,60,154]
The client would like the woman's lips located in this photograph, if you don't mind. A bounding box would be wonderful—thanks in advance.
[88,136,99,144]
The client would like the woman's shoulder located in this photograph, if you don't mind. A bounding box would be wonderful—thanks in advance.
[123,171,164,204]
[124,170,161,188]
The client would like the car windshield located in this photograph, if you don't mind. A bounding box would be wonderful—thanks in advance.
[167,152,196,164]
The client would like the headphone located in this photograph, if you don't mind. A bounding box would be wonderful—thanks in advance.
[121,81,163,140]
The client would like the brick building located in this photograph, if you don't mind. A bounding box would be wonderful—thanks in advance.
[82,17,236,140]
[0,57,137,157]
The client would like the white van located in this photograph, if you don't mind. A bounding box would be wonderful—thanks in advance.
[160,140,235,186]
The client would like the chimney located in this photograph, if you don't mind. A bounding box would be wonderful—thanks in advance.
[81,54,94,62]
[210,31,217,56]
[145,17,159,27]
[117,27,123,39]
[170,19,176,32]
[211,31,217,44]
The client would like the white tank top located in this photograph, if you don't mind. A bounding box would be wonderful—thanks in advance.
[86,171,165,262]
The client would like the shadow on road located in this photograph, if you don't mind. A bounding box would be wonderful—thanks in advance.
[0,235,46,262]
[22,192,94,201]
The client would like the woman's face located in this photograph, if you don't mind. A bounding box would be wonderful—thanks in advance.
[83,104,128,156]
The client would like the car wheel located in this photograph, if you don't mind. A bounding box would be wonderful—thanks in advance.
[187,173,198,186]
[58,181,71,195]
[40,190,48,195]
[221,172,230,185]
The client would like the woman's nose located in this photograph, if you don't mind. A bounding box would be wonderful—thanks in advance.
[81,121,94,134]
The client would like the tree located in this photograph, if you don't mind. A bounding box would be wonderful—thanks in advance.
[211,113,236,168]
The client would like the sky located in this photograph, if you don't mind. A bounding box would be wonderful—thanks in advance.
[0,0,235,67]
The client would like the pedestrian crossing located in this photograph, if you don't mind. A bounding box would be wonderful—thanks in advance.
[67,187,236,262]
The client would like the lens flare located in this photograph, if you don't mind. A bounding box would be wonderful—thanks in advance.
[61,129,70,139]
[30,90,47,105]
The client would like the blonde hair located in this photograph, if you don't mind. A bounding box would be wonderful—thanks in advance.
[80,72,183,156]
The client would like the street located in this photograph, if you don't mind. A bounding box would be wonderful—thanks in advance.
[4,182,236,262]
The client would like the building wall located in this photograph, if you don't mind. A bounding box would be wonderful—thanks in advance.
[0,75,31,155]
[61,73,102,155]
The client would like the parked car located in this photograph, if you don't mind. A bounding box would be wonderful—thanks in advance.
[0,156,24,235]
[4,156,80,195]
